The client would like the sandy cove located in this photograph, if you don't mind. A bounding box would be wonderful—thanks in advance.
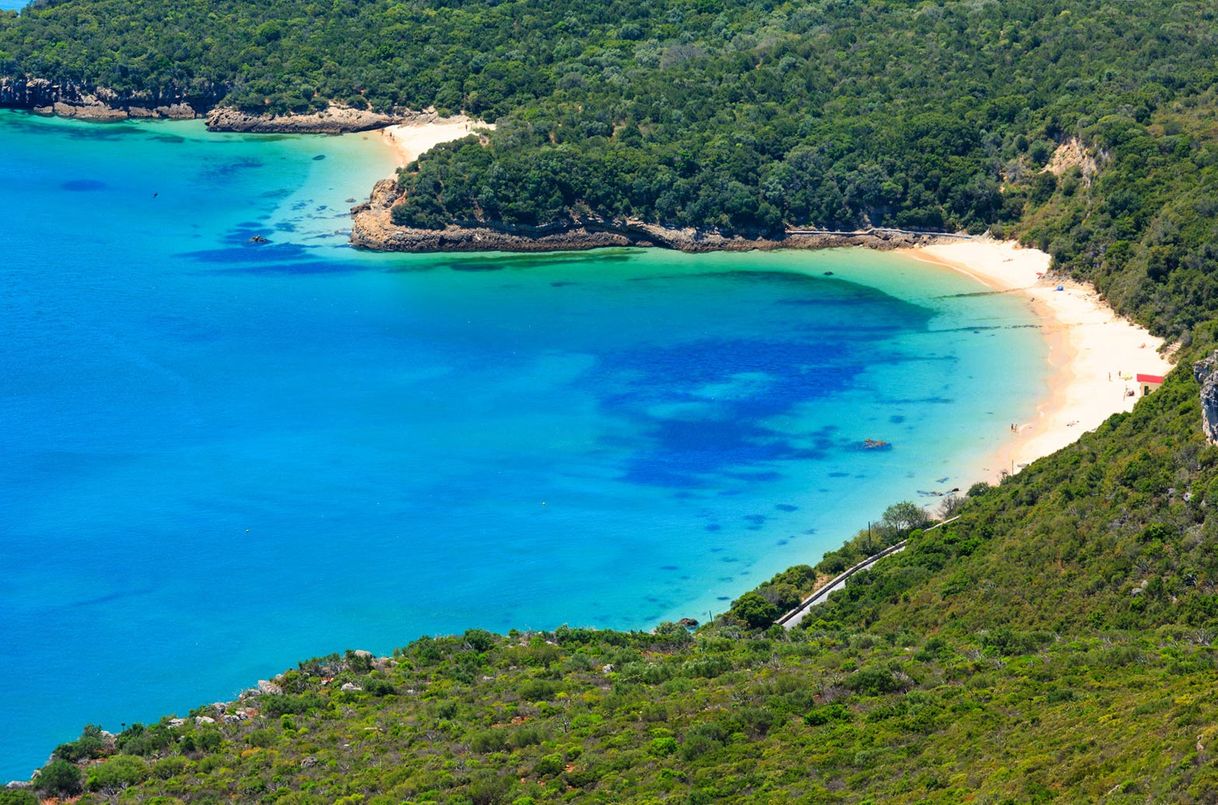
[380,115,493,166]
[899,239,1174,482]
[361,124,1176,485]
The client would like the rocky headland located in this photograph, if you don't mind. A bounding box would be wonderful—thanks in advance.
[0,76,404,132]
[0,76,210,120]
[204,104,398,134]
[350,178,957,254]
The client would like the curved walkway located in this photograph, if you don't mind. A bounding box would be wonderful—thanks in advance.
[777,516,960,629]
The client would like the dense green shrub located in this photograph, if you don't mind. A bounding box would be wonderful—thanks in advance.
[728,591,778,628]
[33,759,82,797]
[85,755,150,792]
[52,724,108,762]
[0,790,37,805]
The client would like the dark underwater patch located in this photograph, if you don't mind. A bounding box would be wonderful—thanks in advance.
[61,179,106,191]
[448,261,507,272]
[588,331,868,487]
[431,249,636,274]
[176,226,315,266]
[205,260,361,276]
[198,157,264,181]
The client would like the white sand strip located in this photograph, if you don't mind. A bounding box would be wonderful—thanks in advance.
[380,115,494,167]
[899,238,1174,481]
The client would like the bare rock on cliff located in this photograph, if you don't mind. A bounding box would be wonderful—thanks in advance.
[38,99,128,121]
[206,104,396,134]
[1194,352,1218,443]
[1045,137,1099,180]
[2,75,209,119]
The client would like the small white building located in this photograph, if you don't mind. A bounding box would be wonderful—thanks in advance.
[1137,373,1165,396]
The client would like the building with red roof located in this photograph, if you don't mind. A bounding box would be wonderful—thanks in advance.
[1136,373,1165,396]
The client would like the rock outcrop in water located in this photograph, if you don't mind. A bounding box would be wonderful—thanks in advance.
[205,104,396,134]
[1194,352,1218,443]
[350,179,955,253]
[0,75,213,119]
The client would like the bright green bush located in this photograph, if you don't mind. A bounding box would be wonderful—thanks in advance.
[84,754,150,792]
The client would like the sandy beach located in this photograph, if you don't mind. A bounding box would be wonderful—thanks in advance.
[379,115,493,167]
[900,239,1174,482]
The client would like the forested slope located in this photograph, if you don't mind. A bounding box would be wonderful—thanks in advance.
[3,0,1218,334]
[15,359,1218,802]
[6,0,1218,801]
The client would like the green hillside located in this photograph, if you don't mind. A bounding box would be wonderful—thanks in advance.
[4,0,1218,801]
[3,0,1218,335]
[10,349,1217,803]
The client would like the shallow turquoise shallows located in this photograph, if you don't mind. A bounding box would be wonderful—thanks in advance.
[0,110,1045,777]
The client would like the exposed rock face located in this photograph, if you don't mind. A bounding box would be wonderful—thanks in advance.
[1045,137,1099,179]
[1193,352,1218,443]
[350,179,953,254]
[0,75,210,119]
[205,104,396,134]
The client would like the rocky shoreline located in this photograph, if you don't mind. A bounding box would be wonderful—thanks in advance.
[350,178,960,254]
[0,76,412,133]
[0,76,210,120]
[1,82,964,252]
[203,104,398,133]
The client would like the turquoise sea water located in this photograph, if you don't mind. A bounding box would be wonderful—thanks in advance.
[0,110,1045,777]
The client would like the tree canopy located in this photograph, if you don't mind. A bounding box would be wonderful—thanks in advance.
[8,0,1218,799]
[2,0,1218,335]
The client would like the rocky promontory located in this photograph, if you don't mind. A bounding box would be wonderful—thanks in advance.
[0,76,212,119]
[0,78,400,131]
[205,104,397,134]
[350,178,957,254]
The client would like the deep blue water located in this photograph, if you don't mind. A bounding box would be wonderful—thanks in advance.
[0,111,1046,777]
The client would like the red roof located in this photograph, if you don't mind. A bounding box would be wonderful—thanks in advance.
[1136,374,1165,384]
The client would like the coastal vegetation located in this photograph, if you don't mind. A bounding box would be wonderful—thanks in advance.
[16,353,1218,801]
[5,0,1218,799]
[4,0,1218,335]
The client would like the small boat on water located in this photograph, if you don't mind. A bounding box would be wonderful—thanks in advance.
[863,438,890,449]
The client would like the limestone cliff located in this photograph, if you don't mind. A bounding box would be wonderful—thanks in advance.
[205,105,396,134]
[1194,352,1218,443]
[0,75,212,119]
